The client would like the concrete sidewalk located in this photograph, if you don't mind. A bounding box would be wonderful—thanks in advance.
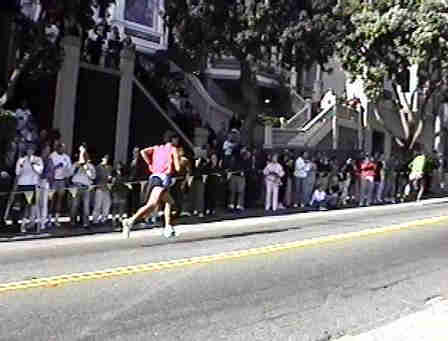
[338,298,448,341]
[0,197,448,243]
[1,196,448,243]
[0,206,310,242]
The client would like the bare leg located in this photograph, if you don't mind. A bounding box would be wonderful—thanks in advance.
[161,192,172,227]
[129,187,164,223]
[160,191,176,237]
[416,179,425,202]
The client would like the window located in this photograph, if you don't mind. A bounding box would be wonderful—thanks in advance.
[124,0,159,29]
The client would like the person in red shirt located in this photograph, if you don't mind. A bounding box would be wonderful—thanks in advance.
[359,154,377,207]
[122,131,181,238]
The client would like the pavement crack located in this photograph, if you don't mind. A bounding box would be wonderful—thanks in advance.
[369,277,409,292]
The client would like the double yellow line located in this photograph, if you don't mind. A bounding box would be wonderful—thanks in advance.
[1,215,447,294]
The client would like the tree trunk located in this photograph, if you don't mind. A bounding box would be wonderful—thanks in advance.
[240,60,260,146]
[373,102,426,151]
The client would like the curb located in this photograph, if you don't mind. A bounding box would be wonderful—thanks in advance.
[1,196,448,251]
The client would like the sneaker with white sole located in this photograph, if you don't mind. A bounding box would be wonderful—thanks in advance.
[122,218,133,238]
[163,225,176,238]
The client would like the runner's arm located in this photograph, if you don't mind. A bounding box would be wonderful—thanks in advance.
[172,147,181,173]
[140,147,154,166]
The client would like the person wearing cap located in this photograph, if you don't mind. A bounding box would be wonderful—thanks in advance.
[15,146,44,232]
[92,154,113,225]
[121,130,181,238]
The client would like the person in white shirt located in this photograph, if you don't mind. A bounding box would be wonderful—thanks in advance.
[294,151,309,207]
[15,146,44,232]
[49,142,72,227]
[263,154,285,211]
[310,185,327,211]
[70,144,96,228]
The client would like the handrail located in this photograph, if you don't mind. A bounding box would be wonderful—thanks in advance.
[184,73,233,118]
[133,76,195,151]
[284,89,310,128]
[291,88,307,108]
[285,105,309,128]
[300,104,335,132]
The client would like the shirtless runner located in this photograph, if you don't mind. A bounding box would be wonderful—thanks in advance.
[121,131,181,238]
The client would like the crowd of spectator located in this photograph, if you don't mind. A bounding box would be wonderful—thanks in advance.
[0,117,445,234]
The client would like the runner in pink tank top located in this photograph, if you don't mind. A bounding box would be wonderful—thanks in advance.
[148,143,175,175]
[122,131,181,238]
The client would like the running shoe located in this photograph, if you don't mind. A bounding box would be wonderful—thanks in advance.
[122,218,133,238]
[163,225,176,238]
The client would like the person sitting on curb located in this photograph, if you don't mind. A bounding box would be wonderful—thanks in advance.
[310,184,328,211]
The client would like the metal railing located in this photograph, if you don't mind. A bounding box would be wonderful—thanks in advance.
[269,105,336,147]
[184,73,233,133]
[284,90,312,129]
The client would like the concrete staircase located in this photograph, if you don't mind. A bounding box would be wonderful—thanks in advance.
[265,103,360,150]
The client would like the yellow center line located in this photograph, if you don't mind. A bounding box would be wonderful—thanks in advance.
[1,215,448,294]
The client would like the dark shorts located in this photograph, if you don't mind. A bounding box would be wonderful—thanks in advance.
[148,175,174,189]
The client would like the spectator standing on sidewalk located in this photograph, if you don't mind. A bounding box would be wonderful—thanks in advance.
[293,151,307,207]
[15,146,43,232]
[383,157,398,203]
[128,146,147,215]
[49,142,72,227]
[0,158,12,229]
[190,154,208,217]
[341,158,357,205]
[374,157,385,204]
[70,144,96,228]
[245,149,263,209]
[280,151,294,208]
[111,161,129,227]
[92,154,112,225]
[263,154,285,211]
[38,144,54,230]
[317,156,332,192]
[302,155,317,207]
[221,130,240,169]
[227,148,249,211]
[359,155,376,206]
[204,153,223,215]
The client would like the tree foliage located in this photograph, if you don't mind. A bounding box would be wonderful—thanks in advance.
[336,0,448,149]
[164,0,340,143]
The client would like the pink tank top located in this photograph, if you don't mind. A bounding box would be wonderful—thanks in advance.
[150,144,174,175]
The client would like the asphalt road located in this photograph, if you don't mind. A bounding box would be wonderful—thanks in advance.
[1,202,448,340]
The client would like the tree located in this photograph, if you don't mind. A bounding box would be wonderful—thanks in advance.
[336,0,448,150]
[164,0,340,144]
[0,0,115,109]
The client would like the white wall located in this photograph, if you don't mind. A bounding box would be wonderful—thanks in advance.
[321,58,347,97]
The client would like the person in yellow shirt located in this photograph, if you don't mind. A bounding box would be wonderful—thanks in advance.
[405,150,426,201]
